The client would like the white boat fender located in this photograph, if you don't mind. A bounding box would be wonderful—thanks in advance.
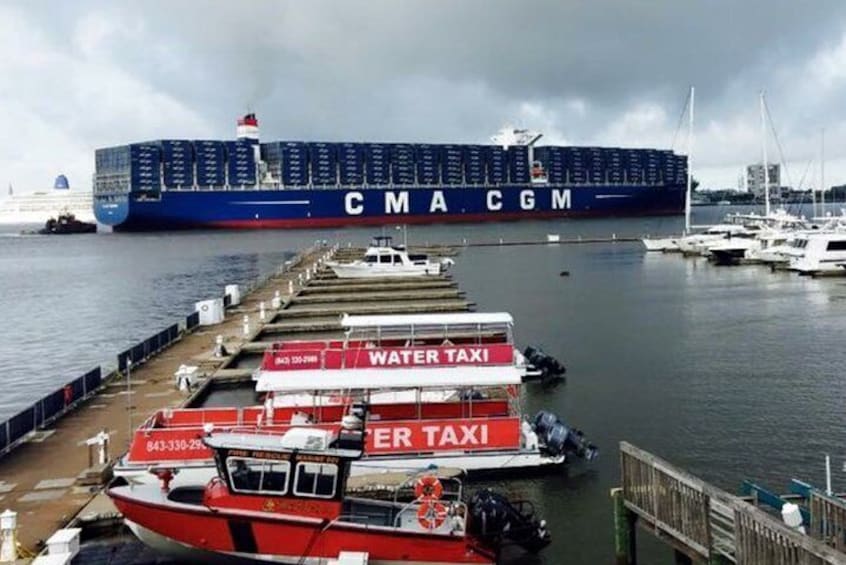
[781,502,806,534]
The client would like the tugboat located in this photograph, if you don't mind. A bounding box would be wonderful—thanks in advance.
[38,211,96,234]
[108,425,551,564]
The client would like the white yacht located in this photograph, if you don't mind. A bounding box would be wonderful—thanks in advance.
[788,232,846,275]
[0,176,94,225]
[642,236,680,252]
[327,236,453,278]
[677,223,750,255]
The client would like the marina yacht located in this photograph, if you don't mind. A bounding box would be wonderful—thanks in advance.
[788,231,846,275]
[677,223,754,256]
[327,236,453,278]
[109,427,551,564]
[696,209,807,263]
[642,235,681,252]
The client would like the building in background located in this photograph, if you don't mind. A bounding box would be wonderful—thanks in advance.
[746,163,780,199]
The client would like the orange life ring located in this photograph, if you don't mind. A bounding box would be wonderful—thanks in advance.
[417,500,447,530]
[414,475,443,500]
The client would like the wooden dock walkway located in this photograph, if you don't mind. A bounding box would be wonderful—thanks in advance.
[0,246,328,553]
[614,442,846,564]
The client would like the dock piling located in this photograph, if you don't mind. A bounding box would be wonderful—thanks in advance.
[242,315,250,336]
[611,487,637,565]
[259,301,266,321]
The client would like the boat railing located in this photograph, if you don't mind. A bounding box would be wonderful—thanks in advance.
[392,499,468,534]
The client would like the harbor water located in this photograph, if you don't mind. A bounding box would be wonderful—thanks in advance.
[1,207,844,563]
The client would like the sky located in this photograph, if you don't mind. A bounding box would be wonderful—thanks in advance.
[3,0,846,193]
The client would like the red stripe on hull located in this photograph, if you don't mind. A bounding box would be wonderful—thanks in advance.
[202,208,682,230]
[110,490,495,563]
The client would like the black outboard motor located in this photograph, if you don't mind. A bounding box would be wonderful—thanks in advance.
[523,346,566,384]
[468,488,551,554]
[533,411,599,461]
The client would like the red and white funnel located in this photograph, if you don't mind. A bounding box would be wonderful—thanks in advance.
[236,113,260,141]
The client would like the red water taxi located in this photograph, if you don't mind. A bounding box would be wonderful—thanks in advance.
[117,363,596,487]
[109,426,551,564]
[255,313,565,385]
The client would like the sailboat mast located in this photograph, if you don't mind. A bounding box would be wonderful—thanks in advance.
[684,86,695,233]
[821,128,825,216]
[760,90,770,216]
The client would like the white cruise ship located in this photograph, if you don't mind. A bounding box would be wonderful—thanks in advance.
[0,175,94,225]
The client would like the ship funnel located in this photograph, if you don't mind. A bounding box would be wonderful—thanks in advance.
[236,113,260,141]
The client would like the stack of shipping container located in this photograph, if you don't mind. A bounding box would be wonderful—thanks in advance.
[508,146,530,184]
[99,134,688,192]
[127,144,161,193]
[339,143,364,185]
[485,147,507,185]
[162,141,193,189]
[364,144,390,185]
[643,150,661,184]
[440,145,464,185]
[226,141,257,187]
[415,144,440,185]
[604,148,624,184]
[463,145,486,184]
[390,144,415,185]
[281,142,309,186]
[625,149,644,183]
[309,143,337,186]
[194,140,226,187]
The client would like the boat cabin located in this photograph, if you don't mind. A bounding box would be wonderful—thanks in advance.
[206,429,362,515]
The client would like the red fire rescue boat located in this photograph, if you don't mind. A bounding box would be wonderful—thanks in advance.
[108,426,551,564]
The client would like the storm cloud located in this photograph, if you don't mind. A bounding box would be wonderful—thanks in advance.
[3,1,846,192]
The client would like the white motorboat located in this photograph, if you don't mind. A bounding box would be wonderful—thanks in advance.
[641,236,680,252]
[327,236,452,278]
[707,233,762,265]
[677,223,750,255]
[788,231,846,275]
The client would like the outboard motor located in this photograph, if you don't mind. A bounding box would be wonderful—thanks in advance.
[523,346,566,384]
[533,411,598,461]
[468,488,551,554]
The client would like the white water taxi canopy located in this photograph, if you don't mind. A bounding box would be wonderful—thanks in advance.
[341,312,515,343]
[342,313,514,328]
[255,365,523,393]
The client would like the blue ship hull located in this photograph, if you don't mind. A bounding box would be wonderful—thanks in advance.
[94,183,684,231]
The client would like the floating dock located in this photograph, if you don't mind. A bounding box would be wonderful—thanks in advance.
[0,243,477,559]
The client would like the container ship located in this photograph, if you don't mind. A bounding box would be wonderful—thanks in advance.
[93,114,686,231]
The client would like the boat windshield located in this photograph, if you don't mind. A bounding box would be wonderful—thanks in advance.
[227,457,291,495]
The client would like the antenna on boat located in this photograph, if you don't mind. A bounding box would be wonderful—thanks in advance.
[826,454,833,496]
[760,90,770,217]
[684,86,695,235]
